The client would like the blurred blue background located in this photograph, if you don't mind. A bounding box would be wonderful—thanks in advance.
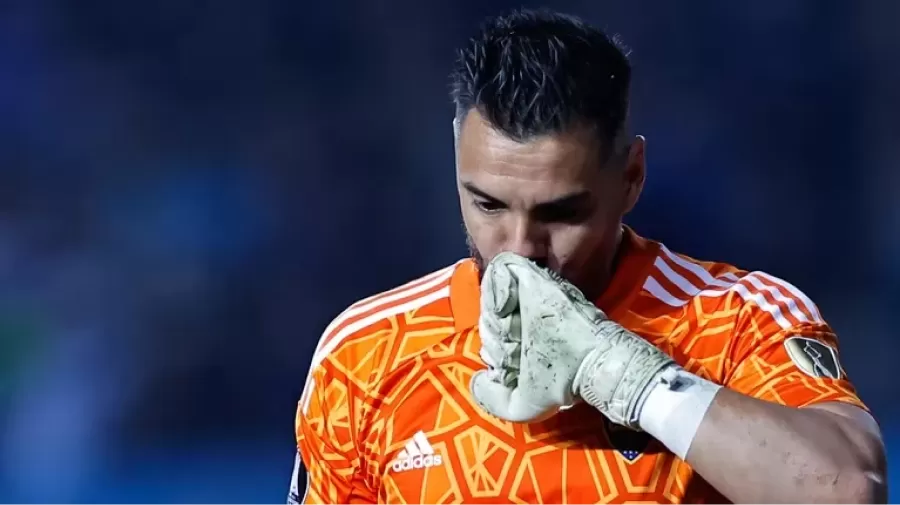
[0,0,897,502]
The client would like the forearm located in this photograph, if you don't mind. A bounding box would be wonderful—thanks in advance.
[684,389,885,503]
[639,377,885,504]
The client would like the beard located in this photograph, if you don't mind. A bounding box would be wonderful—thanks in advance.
[465,229,486,283]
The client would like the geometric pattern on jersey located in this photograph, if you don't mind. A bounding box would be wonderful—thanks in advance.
[297,232,867,504]
[377,328,693,504]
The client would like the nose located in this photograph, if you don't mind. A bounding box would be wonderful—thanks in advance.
[506,217,548,268]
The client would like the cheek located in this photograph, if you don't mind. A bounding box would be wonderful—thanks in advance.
[548,224,606,264]
[461,208,503,252]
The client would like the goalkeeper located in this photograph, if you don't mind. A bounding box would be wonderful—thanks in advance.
[291,8,886,504]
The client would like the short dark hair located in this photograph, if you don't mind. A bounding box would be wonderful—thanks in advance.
[450,8,631,153]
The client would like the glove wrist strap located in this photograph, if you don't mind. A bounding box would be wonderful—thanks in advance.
[574,321,675,429]
[637,366,722,460]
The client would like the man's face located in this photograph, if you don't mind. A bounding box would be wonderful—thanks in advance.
[456,109,645,299]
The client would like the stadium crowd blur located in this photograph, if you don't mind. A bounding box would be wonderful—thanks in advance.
[0,0,897,502]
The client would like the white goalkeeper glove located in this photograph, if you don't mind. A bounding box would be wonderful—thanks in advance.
[470,252,722,459]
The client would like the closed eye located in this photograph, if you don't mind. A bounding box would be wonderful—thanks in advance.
[474,199,505,213]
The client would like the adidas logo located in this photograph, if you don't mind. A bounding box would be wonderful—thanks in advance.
[391,431,443,472]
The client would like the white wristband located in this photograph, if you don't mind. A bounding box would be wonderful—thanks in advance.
[637,366,722,460]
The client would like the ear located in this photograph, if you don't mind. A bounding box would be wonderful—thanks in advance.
[622,135,646,214]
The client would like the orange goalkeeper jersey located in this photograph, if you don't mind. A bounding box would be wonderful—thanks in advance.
[290,226,866,504]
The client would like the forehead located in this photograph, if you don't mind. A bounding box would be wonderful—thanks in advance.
[455,110,603,193]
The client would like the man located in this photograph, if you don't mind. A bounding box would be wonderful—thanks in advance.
[289,8,887,504]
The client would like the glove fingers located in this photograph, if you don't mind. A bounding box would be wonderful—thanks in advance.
[479,308,522,387]
[471,371,551,423]
[480,309,521,343]
[470,371,518,421]
[510,260,608,326]
[476,361,505,384]
[479,311,508,342]
[482,260,519,318]
[506,312,521,343]
[480,334,520,369]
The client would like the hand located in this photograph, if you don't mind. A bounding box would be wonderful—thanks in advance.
[470,252,676,427]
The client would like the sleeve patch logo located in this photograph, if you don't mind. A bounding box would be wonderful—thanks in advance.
[784,336,842,380]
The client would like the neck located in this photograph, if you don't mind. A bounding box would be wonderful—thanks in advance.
[580,225,626,302]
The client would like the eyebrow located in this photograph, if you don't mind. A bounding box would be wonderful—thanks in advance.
[462,181,590,208]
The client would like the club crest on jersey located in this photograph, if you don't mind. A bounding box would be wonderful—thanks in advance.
[784,336,842,380]
[602,416,651,461]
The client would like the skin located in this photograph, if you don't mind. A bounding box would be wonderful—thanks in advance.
[456,109,645,301]
[454,108,887,503]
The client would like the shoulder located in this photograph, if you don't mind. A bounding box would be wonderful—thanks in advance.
[625,234,857,395]
[307,260,466,381]
[642,242,826,332]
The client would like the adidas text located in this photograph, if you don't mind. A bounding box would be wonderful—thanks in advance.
[392,454,443,472]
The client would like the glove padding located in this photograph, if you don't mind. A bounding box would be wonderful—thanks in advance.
[470,252,675,428]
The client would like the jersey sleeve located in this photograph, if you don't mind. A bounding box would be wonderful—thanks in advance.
[723,273,866,410]
[293,362,370,503]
